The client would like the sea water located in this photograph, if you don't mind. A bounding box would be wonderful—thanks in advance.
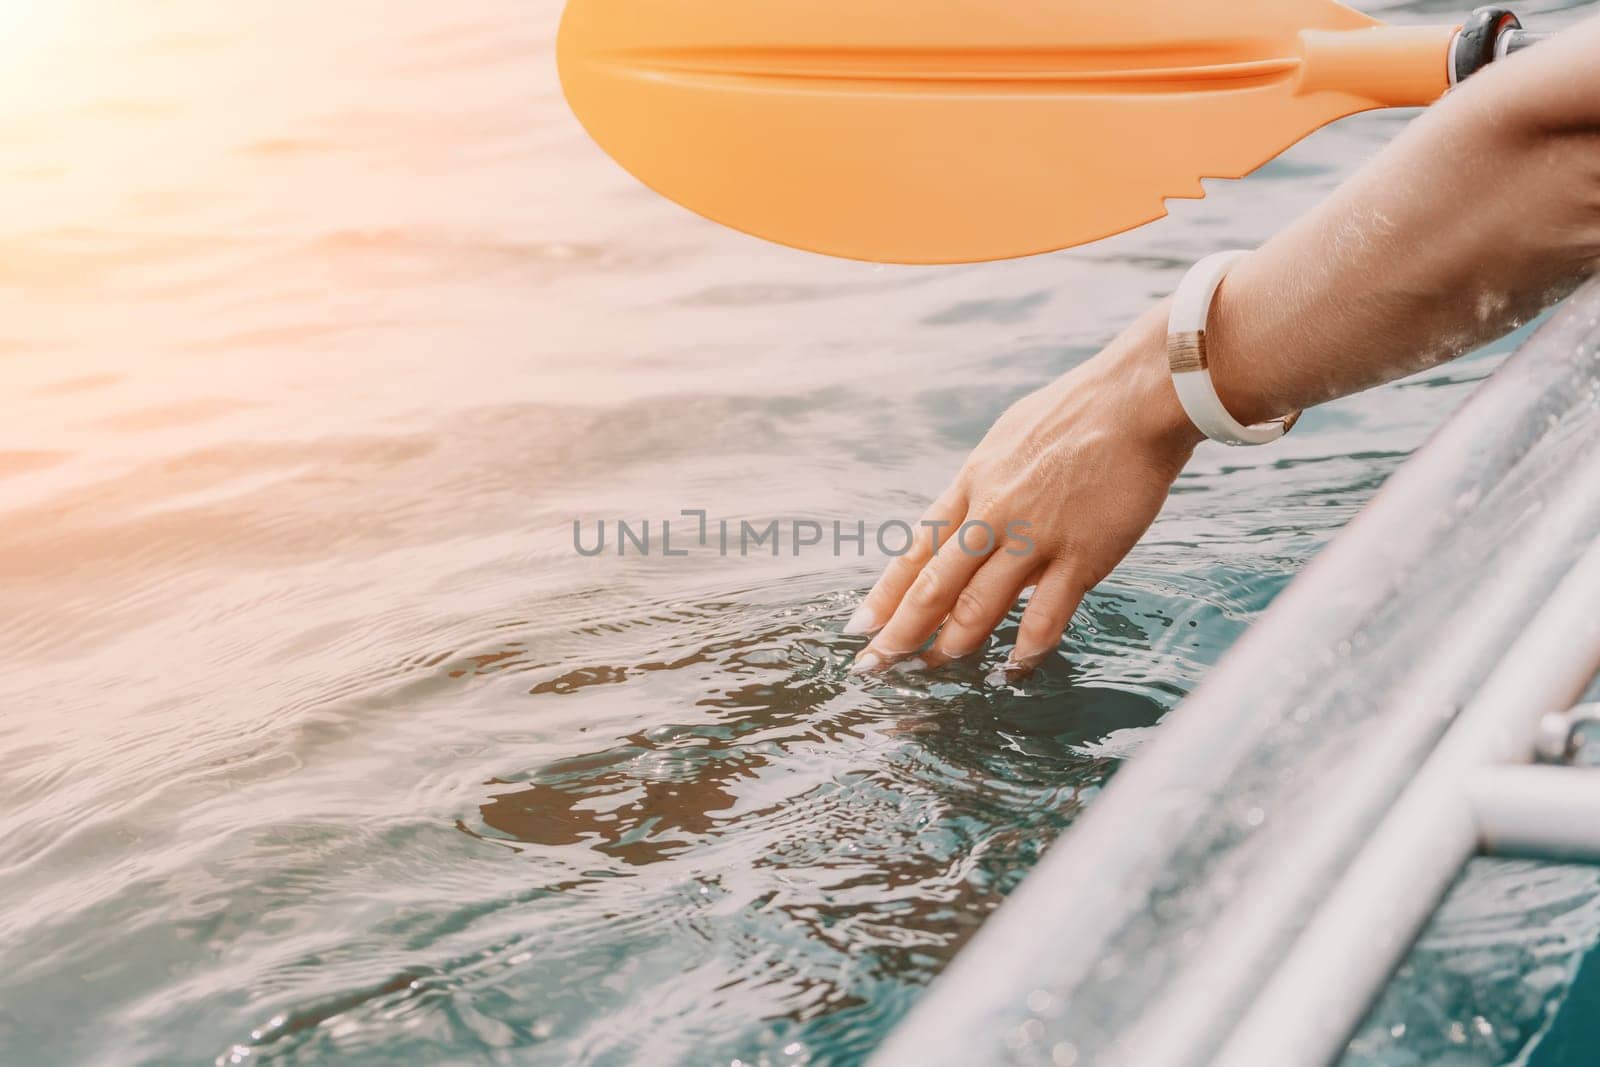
[1,1,1597,1064]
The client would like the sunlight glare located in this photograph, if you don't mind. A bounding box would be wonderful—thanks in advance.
[0,1,71,73]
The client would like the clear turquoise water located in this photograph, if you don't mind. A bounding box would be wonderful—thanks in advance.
[0,1,1597,1064]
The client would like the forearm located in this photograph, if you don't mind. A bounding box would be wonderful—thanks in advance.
[1121,15,1600,440]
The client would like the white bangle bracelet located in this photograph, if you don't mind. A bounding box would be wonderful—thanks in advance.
[1167,250,1300,447]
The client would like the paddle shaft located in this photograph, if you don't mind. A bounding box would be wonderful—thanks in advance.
[1501,30,1547,53]
[1240,15,1545,107]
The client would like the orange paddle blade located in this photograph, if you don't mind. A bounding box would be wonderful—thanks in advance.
[558,0,1455,264]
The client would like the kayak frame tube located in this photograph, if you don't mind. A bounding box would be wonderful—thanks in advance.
[1101,443,1600,1067]
[872,276,1600,1067]
[1472,766,1600,861]
[1216,536,1600,1065]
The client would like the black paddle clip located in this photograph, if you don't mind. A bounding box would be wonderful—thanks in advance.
[1452,7,1541,85]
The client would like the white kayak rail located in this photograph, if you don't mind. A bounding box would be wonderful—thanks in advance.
[873,274,1600,1067]
[1217,536,1600,1064]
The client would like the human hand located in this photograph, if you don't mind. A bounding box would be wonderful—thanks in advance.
[847,308,1202,674]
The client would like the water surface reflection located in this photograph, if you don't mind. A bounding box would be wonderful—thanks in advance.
[1,1,1592,1064]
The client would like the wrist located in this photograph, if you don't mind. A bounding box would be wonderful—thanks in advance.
[1200,254,1294,429]
[1092,301,1208,454]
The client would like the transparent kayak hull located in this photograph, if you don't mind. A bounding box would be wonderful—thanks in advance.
[874,277,1600,1067]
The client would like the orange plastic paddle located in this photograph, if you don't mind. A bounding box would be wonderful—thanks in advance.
[558,1,1477,263]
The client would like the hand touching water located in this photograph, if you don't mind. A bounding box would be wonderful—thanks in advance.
[845,13,1600,674]
[847,307,1202,673]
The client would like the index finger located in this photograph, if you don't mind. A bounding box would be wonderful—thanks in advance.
[843,486,967,637]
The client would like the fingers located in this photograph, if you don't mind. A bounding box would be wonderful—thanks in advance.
[923,553,1041,665]
[854,520,1000,668]
[1008,562,1090,670]
[843,487,967,638]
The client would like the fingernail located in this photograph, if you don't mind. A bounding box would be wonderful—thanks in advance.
[997,652,1041,681]
[851,651,883,674]
[843,603,880,637]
